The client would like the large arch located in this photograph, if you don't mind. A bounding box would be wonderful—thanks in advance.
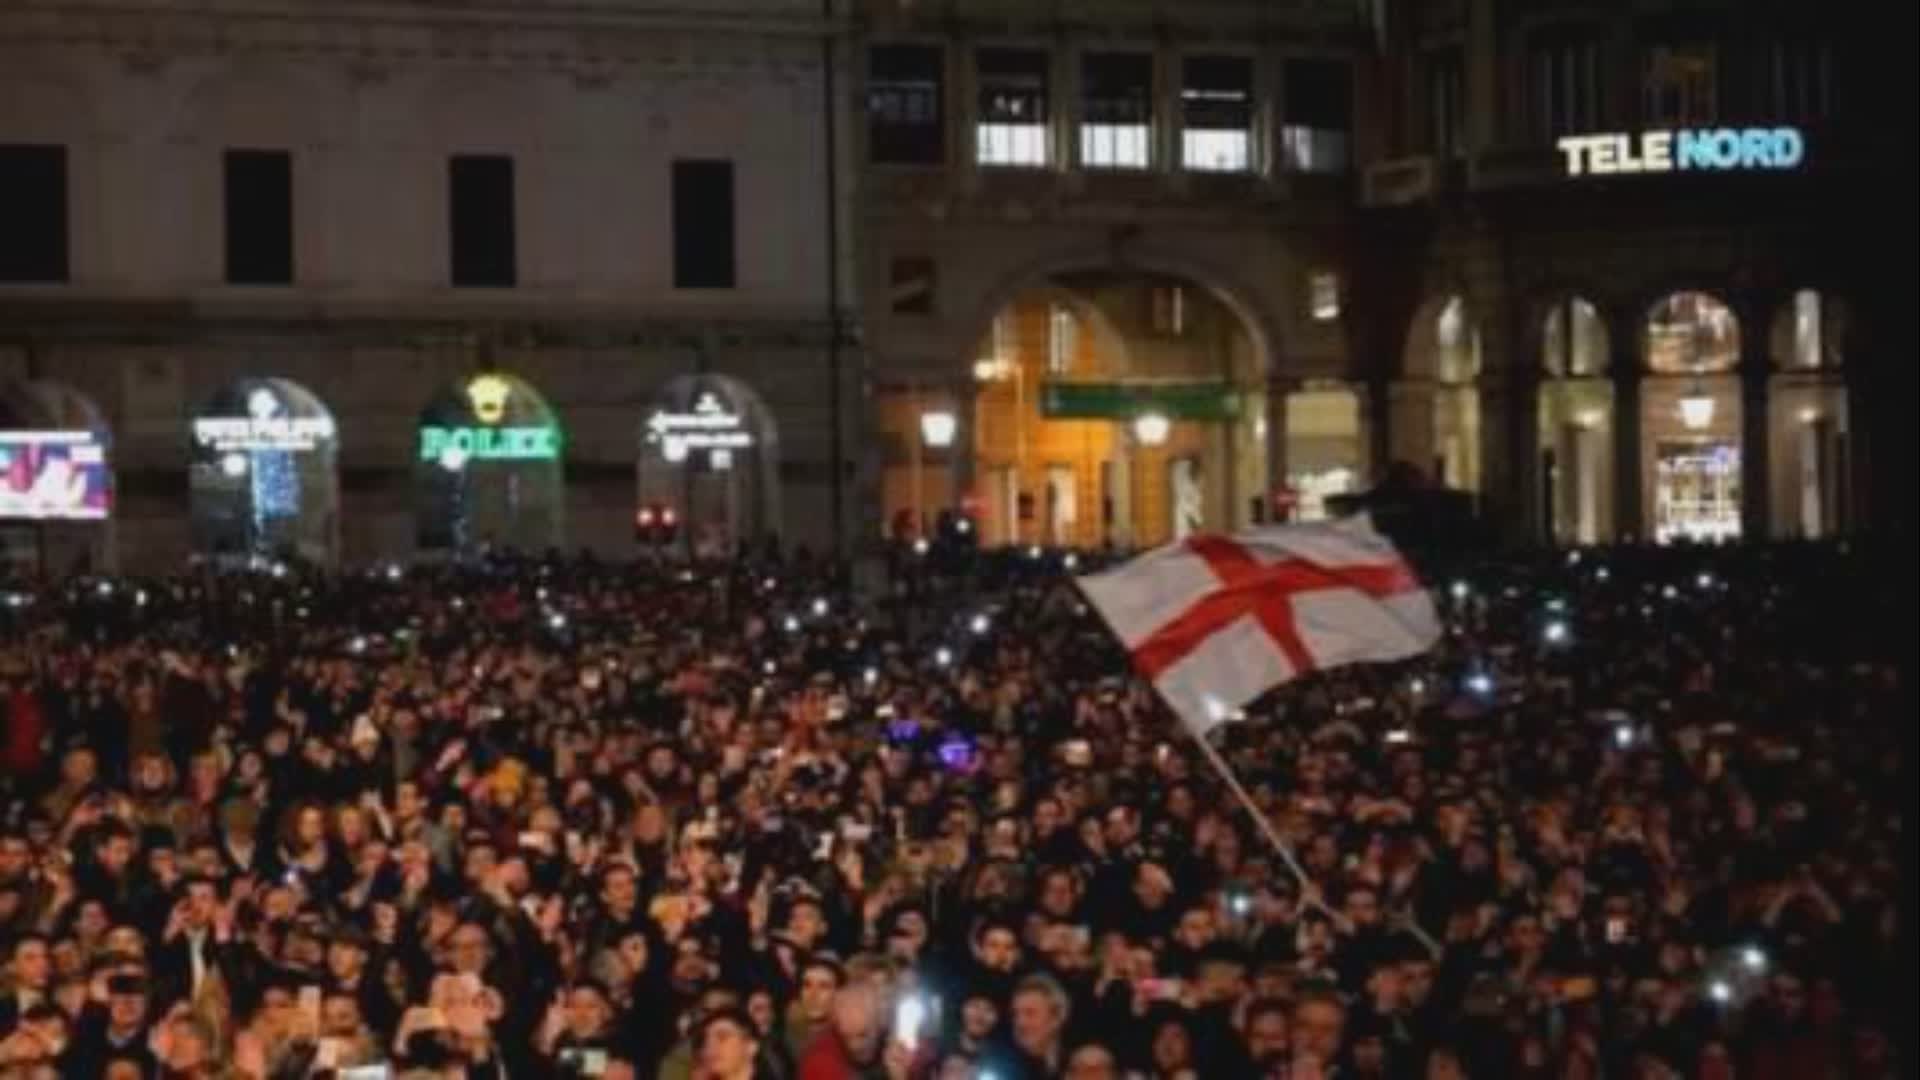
[1640,291,1743,543]
[1767,288,1851,537]
[1394,293,1483,493]
[415,372,565,555]
[947,254,1279,548]
[1534,295,1615,544]
[638,373,781,556]
[189,376,340,564]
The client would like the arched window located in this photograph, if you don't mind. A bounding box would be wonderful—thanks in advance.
[1645,291,1739,374]
[639,374,781,555]
[1770,289,1846,370]
[416,373,564,553]
[1543,297,1608,377]
[190,377,339,563]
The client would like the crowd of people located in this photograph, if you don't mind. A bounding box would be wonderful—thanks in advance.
[0,531,1903,1079]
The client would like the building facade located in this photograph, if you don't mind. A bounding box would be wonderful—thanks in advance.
[1,0,1908,571]
[0,0,858,572]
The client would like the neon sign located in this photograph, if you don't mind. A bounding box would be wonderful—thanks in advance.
[1556,127,1804,177]
[0,430,110,521]
[194,388,336,452]
[419,425,560,463]
[646,391,752,463]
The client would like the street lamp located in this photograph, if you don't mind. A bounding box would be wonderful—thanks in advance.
[1133,412,1171,447]
[1678,385,1715,431]
[919,410,957,448]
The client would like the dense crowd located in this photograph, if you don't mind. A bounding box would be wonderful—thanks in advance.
[0,533,1903,1079]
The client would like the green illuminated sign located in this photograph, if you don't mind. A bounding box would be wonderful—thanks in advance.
[1039,381,1242,422]
[420,425,560,464]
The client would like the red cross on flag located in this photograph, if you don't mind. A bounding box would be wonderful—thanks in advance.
[1077,516,1441,736]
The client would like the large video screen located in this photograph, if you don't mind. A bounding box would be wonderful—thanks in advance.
[0,431,111,521]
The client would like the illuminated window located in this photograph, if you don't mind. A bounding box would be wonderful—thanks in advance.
[1531,32,1599,140]
[1181,56,1253,173]
[1308,271,1340,322]
[1048,303,1076,374]
[1081,53,1152,170]
[976,49,1050,168]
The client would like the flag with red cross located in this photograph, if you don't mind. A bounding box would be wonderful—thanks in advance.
[1076,515,1441,736]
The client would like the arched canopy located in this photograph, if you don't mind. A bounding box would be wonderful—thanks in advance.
[1645,291,1739,375]
[415,372,564,553]
[189,377,339,563]
[1542,296,1609,377]
[0,380,112,522]
[0,379,109,433]
[639,373,782,552]
[1770,289,1847,371]
[1404,294,1482,382]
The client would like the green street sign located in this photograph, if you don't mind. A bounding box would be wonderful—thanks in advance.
[1039,381,1242,422]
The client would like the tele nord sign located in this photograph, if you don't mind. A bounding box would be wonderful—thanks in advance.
[1556,127,1805,177]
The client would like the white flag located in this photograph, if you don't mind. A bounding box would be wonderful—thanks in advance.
[1076,515,1441,736]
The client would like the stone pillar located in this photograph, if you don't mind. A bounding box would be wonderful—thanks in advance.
[1362,376,1390,484]
[1740,361,1771,541]
[1611,354,1643,542]
[950,374,978,513]
[1265,374,1295,519]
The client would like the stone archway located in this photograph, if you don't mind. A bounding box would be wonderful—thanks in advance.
[189,376,340,564]
[638,373,781,556]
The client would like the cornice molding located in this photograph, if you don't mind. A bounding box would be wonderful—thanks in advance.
[0,1,839,79]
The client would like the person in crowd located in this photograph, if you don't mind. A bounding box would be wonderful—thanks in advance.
[0,539,1898,1079]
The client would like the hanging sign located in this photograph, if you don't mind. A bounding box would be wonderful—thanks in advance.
[1039,381,1242,422]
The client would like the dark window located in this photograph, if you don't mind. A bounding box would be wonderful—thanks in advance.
[889,256,935,315]
[868,44,946,165]
[1531,31,1601,139]
[448,155,516,288]
[1769,38,1830,123]
[1421,49,1466,157]
[1083,53,1154,126]
[0,145,68,283]
[1642,42,1717,126]
[1081,52,1154,168]
[672,160,735,290]
[224,149,293,285]
[1280,59,1352,173]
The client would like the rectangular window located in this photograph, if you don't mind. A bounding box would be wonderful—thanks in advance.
[1150,285,1187,336]
[1422,49,1466,157]
[448,154,516,288]
[1280,58,1351,173]
[1309,271,1340,321]
[224,149,293,285]
[1769,39,1830,123]
[1531,32,1600,140]
[0,145,68,283]
[672,160,736,289]
[1080,52,1153,169]
[889,255,936,315]
[1181,56,1254,172]
[1642,43,1717,126]
[1047,302,1076,375]
[868,44,946,165]
[976,48,1050,168]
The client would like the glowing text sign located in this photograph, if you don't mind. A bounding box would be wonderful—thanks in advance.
[419,425,560,463]
[646,391,752,463]
[1556,127,1804,177]
[193,416,336,453]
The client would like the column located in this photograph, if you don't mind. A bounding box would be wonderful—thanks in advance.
[1361,375,1390,482]
[1740,362,1771,541]
[1475,373,1519,539]
[1265,375,1294,521]
[950,374,978,513]
[1611,363,1642,542]
[1156,43,1182,176]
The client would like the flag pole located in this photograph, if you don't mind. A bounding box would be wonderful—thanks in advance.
[1187,726,1340,923]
